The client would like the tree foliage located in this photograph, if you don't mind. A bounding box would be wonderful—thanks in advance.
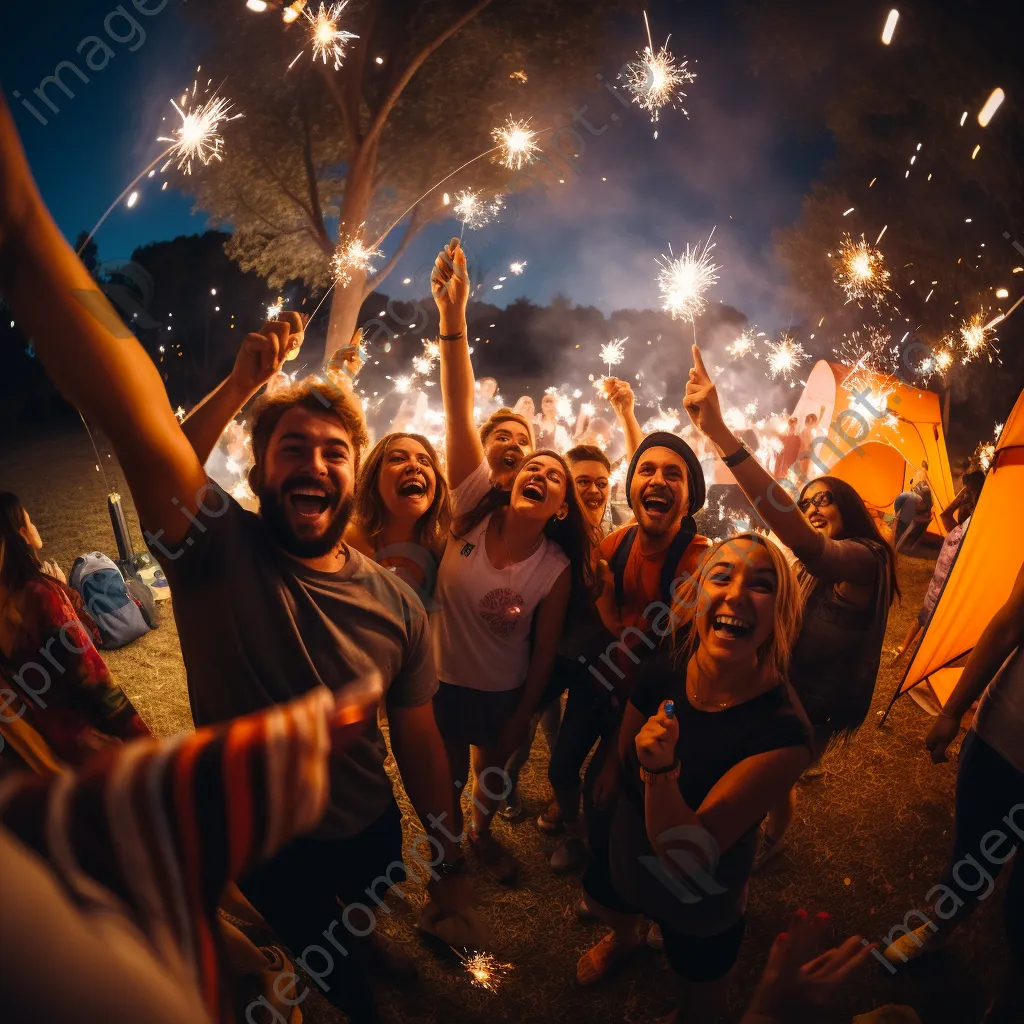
[184,0,643,351]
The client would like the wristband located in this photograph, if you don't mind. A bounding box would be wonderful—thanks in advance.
[438,331,464,342]
[640,759,681,785]
[722,444,751,469]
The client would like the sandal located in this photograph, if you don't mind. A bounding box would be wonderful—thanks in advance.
[468,829,519,885]
[576,929,641,986]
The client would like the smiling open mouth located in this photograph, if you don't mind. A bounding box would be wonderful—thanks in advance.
[287,488,331,517]
[809,514,828,528]
[712,614,754,639]
[503,449,523,467]
[522,482,545,502]
[398,478,427,497]
[642,493,672,514]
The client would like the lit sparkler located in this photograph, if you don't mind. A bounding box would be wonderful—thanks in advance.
[727,328,758,358]
[600,337,627,375]
[453,189,503,230]
[291,2,358,71]
[492,116,540,171]
[509,261,527,275]
[332,231,384,288]
[623,11,696,130]
[158,77,242,176]
[960,312,993,363]
[462,952,514,993]
[642,406,680,433]
[833,233,891,307]
[766,334,808,381]
[266,300,283,320]
[392,375,412,394]
[656,232,720,322]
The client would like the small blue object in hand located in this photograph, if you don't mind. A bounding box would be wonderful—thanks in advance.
[663,700,675,719]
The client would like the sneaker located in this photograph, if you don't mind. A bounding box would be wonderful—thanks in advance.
[645,922,664,951]
[500,789,524,821]
[469,828,520,885]
[536,800,565,836]
[576,929,642,986]
[883,922,949,965]
[551,836,587,873]
[752,829,787,874]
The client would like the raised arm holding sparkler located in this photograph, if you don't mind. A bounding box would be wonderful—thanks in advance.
[602,377,645,458]
[181,312,306,466]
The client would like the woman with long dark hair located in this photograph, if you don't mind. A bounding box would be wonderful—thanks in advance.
[432,237,593,883]
[347,431,451,601]
[0,493,147,768]
[683,346,899,864]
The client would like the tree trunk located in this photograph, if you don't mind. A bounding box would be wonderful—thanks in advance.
[323,139,381,362]
[941,383,951,435]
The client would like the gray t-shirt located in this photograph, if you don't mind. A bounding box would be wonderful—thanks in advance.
[973,647,1024,774]
[154,486,437,838]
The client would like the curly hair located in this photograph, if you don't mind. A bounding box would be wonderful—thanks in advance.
[250,375,369,472]
[356,433,451,553]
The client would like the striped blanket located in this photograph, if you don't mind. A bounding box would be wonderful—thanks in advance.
[0,686,335,1022]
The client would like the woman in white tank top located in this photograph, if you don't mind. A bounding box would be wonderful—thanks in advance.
[431,238,594,884]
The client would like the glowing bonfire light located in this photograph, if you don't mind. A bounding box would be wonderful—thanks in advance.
[656,233,720,322]
[492,116,540,171]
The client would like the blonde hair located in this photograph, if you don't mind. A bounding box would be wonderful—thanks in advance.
[670,532,803,682]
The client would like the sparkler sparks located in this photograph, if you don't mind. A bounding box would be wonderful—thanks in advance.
[599,337,627,374]
[727,328,759,359]
[492,117,540,171]
[293,2,359,71]
[266,300,283,320]
[623,12,696,130]
[656,232,720,322]
[158,78,242,175]
[960,312,993,363]
[766,334,808,380]
[332,232,384,288]
[453,190,503,230]
[463,952,514,993]
[509,261,527,275]
[833,233,891,307]
[392,375,412,394]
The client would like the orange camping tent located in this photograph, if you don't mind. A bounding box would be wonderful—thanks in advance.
[881,387,1024,719]
[787,360,955,536]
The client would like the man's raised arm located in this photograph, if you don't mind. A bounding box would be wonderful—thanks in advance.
[0,93,209,548]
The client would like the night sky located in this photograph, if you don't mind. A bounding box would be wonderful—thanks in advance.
[1,0,830,331]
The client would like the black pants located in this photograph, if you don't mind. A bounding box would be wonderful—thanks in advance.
[547,660,619,795]
[240,800,405,1022]
[940,731,1023,964]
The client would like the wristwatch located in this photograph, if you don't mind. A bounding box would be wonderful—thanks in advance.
[639,759,681,785]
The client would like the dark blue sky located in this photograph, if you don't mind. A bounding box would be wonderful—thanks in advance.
[2,0,830,330]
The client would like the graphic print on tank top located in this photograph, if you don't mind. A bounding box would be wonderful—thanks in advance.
[479,586,525,637]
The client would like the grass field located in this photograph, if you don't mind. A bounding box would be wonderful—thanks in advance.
[2,424,1015,1024]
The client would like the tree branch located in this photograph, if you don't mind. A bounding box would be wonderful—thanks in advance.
[361,0,493,156]
[299,106,331,248]
[252,154,329,249]
[364,205,425,295]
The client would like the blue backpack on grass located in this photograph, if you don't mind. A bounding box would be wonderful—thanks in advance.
[69,552,151,650]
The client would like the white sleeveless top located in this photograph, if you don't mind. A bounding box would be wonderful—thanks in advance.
[431,460,569,692]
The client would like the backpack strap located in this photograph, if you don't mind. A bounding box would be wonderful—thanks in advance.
[659,517,698,608]
[608,526,638,613]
